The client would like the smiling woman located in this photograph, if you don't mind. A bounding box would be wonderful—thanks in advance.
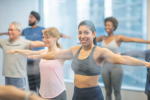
[78,20,97,46]
[42,27,61,48]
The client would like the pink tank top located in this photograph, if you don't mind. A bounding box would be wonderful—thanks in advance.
[39,49,66,98]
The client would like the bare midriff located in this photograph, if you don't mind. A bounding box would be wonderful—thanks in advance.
[74,74,100,88]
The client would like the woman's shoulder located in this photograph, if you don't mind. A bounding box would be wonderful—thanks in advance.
[116,35,124,39]
[95,46,110,53]
[101,35,106,38]
[115,35,126,42]
[70,45,82,50]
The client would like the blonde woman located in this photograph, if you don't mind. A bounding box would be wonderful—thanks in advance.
[8,27,66,100]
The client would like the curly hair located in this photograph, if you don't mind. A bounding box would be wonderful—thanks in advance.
[104,17,118,31]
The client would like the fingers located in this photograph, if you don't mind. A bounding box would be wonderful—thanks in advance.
[68,36,72,39]
[7,51,13,54]
[28,55,33,59]
[66,35,71,39]
[145,62,150,68]
[63,37,66,40]
[63,35,71,39]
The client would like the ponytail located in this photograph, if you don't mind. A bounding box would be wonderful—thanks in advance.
[56,41,61,48]
[93,37,97,45]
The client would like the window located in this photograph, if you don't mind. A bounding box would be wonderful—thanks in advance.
[112,0,147,91]
[43,0,147,91]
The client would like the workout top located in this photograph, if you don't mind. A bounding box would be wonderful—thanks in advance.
[71,45,102,76]
[101,36,119,53]
[39,49,66,98]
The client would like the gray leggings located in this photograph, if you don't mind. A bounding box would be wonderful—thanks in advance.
[102,62,123,100]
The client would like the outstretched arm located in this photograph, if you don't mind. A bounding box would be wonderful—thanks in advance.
[121,50,148,60]
[119,35,150,44]
[0,85,49,100]
[29,41,45,49]
[0,32,8,36]
[7,49,45,56]
[100,48,150,68]
[28,47,74,60]
[96,35,105,42]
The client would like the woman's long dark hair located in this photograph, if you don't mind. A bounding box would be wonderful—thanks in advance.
[78,20,97,45]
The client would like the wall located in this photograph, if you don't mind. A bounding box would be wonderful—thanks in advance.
[148,0,150,49]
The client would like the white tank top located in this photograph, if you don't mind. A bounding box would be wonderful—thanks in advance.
[101,36,119,53]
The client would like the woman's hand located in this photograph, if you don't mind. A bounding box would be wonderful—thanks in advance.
[7,49,18,54]
[0,85,48,100]
[28,55,42,60]
[145,62,150,68]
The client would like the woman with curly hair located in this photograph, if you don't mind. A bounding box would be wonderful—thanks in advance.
[96,17,150,100]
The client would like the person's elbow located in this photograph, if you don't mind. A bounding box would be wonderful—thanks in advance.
[112,55,125,64]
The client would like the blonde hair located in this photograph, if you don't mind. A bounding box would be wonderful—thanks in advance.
[42,27,60,48]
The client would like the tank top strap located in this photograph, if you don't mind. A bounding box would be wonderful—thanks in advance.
[89,45,96,57]
[76,46,83,55]
[102,36,106,41]
[112,36,118,45]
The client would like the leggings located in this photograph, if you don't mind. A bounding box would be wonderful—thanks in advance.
[102,62,123,100]
[39,90,67,100]
[49,90,67,100]
[147,90,150,100]
[72,85,104,100]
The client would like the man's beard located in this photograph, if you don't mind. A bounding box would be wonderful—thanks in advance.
[29,21,36,26]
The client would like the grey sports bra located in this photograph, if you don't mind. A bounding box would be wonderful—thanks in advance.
[71,45,102,76]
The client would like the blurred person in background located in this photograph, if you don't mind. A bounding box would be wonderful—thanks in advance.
[96,17,150,100]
